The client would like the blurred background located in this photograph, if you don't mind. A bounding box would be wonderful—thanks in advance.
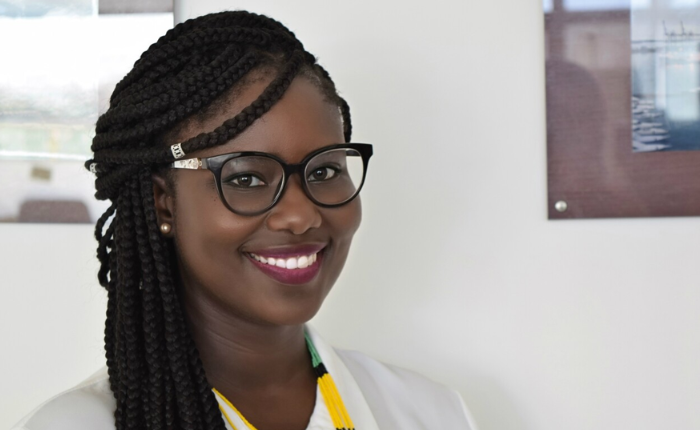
[0,0,172,223]
[1,1,699,430]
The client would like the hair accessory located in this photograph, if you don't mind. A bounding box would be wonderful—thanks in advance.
[89,163,98,173]
[160,223,171,234]
[171,143,186,159]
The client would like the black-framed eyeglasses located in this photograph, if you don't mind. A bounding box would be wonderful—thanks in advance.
[169,143,373,216]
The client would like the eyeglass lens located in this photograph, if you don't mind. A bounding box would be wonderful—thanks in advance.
[220,148,365,214]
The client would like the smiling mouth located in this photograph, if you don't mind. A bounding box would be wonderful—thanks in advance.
[246,248,325,285]
[248,252,318,270]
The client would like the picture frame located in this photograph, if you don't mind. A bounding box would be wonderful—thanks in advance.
[545,0,700,219]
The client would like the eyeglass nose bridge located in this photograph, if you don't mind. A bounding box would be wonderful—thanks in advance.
[272,161,319,208]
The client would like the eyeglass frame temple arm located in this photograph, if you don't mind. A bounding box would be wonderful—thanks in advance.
[170,158,207,170]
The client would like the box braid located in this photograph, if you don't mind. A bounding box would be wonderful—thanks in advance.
[85,11,352,430]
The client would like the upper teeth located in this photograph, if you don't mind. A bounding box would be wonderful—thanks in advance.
[249,252,318,269]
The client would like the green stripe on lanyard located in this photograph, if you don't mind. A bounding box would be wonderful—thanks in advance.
[304,332,323,368]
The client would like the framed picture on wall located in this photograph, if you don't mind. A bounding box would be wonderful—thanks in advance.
[544,0,700,219]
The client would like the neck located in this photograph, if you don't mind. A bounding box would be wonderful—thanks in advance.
[183,289,312,395]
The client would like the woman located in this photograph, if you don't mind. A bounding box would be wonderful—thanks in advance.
[13,11,477,430]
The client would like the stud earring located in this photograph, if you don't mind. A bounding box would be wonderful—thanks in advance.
[160,223,171,234]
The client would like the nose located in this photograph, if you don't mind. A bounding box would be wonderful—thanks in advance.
[265,175,322,234]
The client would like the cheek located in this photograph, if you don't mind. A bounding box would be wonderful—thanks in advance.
[316,198,362,296]
[171,175,259,282]
[328,197,362,251]
[346,197,362,235]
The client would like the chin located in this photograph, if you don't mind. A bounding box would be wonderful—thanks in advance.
[263,293,327,327]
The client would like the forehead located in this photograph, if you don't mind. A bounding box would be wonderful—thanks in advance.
[180,75,344,163]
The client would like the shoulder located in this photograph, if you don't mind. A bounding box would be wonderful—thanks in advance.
[11,368,116,430]
[335,348,479,430]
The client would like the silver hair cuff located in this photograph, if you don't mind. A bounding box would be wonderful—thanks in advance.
[171,143,186,159]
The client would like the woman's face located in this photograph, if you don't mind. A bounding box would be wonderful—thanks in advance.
[155,75,362,327]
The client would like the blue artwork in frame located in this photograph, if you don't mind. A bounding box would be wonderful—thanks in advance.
[631,0,700,152]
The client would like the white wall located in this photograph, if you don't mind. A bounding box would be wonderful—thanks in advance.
[1,225,106,427]
[2,1,699,429]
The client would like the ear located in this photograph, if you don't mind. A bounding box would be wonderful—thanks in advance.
[152,172,175,229]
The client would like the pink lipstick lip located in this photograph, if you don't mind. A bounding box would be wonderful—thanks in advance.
[246,250,324,285]
[246,243,327,259]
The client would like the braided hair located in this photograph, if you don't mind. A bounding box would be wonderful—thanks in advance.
[86,11,352,430]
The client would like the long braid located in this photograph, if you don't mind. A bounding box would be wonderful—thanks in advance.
[88,11,353,430]
[132,170,166,430]
[116,178,146,430]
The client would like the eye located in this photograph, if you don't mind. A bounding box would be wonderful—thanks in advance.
[307,166,339,182]
[226,174,267,187]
